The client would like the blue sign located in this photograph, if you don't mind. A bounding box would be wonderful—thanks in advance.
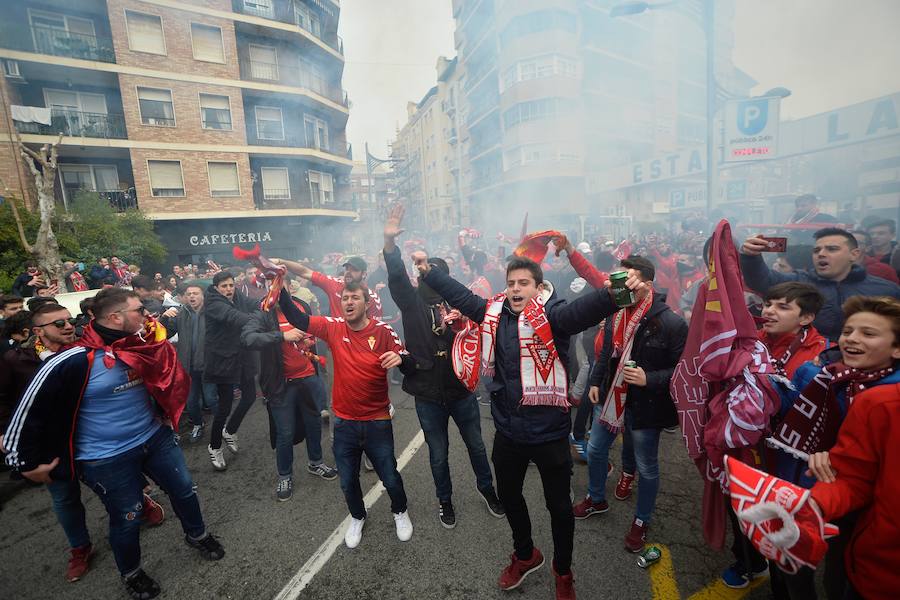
[737,99,770,135]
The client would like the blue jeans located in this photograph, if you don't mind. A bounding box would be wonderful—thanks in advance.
[586,409,661,523]
[47,479,91,549]
[414,394,493,502]
[186,370,218,428]
[332,416,407,520]
[78,426,206,576]
[304,374,329,413]
[270,378,324,477]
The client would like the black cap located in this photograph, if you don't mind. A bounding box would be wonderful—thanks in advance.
[342,256,368,272]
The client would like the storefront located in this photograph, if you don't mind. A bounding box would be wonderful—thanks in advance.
[150,210,357,272]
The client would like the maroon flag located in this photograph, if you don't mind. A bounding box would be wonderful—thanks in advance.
[670,219,780,548]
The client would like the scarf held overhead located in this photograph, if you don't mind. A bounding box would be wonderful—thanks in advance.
[452,290,568,408]
[77,320,189,427]
[233,243,286,311]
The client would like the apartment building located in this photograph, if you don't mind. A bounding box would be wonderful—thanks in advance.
[449,0,753,231]
[393,56,465,235]
[0,0,353,266]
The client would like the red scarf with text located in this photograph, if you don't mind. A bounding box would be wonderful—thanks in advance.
[69,271,89,292]
[452,291,568,408]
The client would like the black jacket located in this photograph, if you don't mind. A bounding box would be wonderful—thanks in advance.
[383,247,470,403]
[589,295,688,430]
[423,268,617,445]
[203,286,257,384]
[11,272,36,297]
[161,305,206,373]
[0,341,41,433]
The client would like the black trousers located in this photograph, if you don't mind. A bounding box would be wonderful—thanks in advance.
[209,375,257,450]
[492,432,574,574]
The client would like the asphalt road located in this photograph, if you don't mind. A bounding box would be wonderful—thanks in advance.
[0,386,773,600]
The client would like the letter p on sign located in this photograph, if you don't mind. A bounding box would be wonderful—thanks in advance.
[737,98,769,135]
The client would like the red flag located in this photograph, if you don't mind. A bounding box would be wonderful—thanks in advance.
[669,219,780,549]
[612,240,632,261]
[232,243,286,311]
[514,230,563,263]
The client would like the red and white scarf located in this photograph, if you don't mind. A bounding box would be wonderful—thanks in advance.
[69,271,88,292]
[452,289,568,408]
[598,290,653,432]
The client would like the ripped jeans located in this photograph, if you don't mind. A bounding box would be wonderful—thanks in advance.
[78,426,206,576]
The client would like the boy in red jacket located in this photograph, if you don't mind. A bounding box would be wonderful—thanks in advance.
[758,282,828,379]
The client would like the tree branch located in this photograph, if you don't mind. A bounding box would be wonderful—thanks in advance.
[5,194,33,254]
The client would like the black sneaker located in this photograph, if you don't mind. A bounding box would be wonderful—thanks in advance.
[185,533,225,560]
[307,463,338,480]
[439,501,456,529]
[123,569,161,600]
[478,486,505,518]
[276,477,293,501]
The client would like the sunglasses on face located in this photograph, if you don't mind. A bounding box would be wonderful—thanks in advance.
[36,317,77,328]
[115,306,149,316]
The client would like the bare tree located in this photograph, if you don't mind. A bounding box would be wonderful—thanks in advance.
[5,133,64,286]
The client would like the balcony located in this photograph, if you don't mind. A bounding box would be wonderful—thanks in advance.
[239,59,348,106]
[246,123,348,157]
[1,25,116,62]
[14,109,127,139]
[58,188,139,213]
[233,0,344,54]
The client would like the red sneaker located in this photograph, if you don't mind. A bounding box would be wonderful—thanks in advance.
[498,548,545,590]
[66,543,94,582]
[573,496,609,520]
[614,472,635,501]
[141,494,165,527]
[553,565,576,600]
[624,517,648,552]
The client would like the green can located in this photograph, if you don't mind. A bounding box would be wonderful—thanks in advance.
[609,271,636,308]
[624,360,637,369]
[637,545,661,568]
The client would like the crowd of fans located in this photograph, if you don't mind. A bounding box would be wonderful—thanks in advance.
[1,196,899,600]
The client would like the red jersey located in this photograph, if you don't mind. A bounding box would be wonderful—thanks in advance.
[311,271,383,319]
[307,316,404,420]
[278,303,316,380]
[757,326,828,379]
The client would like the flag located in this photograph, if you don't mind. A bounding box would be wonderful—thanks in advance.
[612,240,632,261]
[514,230,563,263]
[669,219,780,549]
[519,212,529,242]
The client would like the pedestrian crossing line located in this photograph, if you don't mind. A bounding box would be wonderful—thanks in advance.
[647,542,768,600]
[272,429,427,600]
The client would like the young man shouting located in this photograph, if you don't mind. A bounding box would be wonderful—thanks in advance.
[758,282,828,380]
[275,278,416,549]
[416,253,648,600]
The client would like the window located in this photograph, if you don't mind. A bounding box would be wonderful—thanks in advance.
[125,10,166,55]
[503,98,574,129]
[191,23,224,63]
[500,10,577,46]
[294,1,321,38]
[243,0,274,19]
[208,162,240,197]
[199,93,232,130]
[255,106,284,140]
[249,44,278,80]
[44,89,107,115]
[302,59,326,95]
[303,115,329,150]
[30,10,96,39]
[59,164,119,205]
[261,167,290,200]
[308,170,333,205]
[137,87,175,126]
[501,55,578,91]
[147,160,184,197]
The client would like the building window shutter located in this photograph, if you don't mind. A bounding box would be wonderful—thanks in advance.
[148,160,184,196]
[126,11,166,55]
[200,94,232,130]
[138,87,174,126]
[191,23,225,63]
[208,162,240,197]
[261,168,290,199]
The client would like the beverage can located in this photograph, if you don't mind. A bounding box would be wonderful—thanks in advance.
[624,360,637,369]
[637,546,661,568]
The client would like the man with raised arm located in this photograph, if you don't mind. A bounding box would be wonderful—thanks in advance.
[414,250,649,600]
[277,256,382,319]
[274,277,416,549]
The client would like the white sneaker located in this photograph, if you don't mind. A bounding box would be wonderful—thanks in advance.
[344,517,365,548]
[393,510,413,542]
[208,445,226,471]
[222,429,239,453]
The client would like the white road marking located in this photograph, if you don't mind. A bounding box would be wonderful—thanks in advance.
[273,429,426,600]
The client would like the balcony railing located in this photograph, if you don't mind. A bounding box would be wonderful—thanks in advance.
[22,25,116,62]
[239,59,348,106]
[234,0,344,54]
[14,109,127,139]
[60,188,138,212]
[245,123,348,156]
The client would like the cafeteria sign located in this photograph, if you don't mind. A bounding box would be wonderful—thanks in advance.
[724,97,780,162]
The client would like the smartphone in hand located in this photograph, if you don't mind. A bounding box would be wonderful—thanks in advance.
[759,236,787,252]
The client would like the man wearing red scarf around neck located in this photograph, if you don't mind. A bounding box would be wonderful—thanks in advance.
[758,282,828,380]
[4,288,224,600]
